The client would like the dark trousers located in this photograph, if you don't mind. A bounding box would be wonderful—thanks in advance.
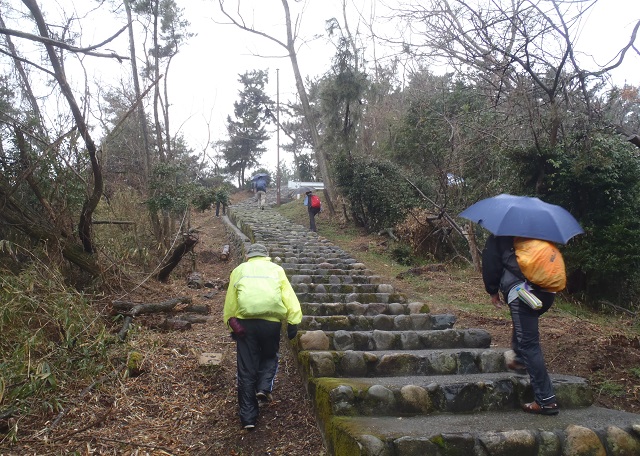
[308,207,320,232]
[234,319,281,426]
[508,290,556,406]
[215,201,226,216]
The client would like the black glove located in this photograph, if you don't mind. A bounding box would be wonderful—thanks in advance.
[228,317,246,338]
[287,323,298,340]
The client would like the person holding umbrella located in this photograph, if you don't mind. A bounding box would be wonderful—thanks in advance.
[460,194,584,416]
[482,234,559,415]
[255,176,267,210]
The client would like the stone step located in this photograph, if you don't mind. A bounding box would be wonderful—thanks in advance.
[301,348,507,378]
[292,283,391,294]
[295,291,406,304]
[300,302,430,317]
[270,249,352,259]
[298,328,490,351]
[310,373,594,417]
[284,267,373,277]
[279,256,358,264]
[290,274,383,285]
[323,407,640,456]
[281,262,367,271]
[223,199,640,456]
[299,314,457,332]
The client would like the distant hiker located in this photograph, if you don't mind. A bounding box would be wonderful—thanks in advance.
[213,186,230,217]
[303,190,321,232]
[255,177,267,210]
[223,243,302,431]
[482,234,559,416]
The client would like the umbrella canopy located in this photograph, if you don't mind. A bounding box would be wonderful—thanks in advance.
[459,194,584,244]
[291,186,315,195]
[250,173,269,181]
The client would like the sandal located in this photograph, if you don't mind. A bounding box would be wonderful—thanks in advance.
[522,401,559,415]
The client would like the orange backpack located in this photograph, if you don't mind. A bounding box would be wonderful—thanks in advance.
[513,237,566,292]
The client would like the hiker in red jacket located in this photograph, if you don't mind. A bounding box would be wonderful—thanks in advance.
[303,190,321,232]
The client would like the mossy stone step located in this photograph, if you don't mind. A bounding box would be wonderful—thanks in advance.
[300,302,430,317]
[324,407,640,456]
[310,373,593,417]
[300,348,506,378]
[290,274,382,285]
[279,256,357,264]
[284,267,373,277]
[281,261,367,270]
[300,314,457,332]
[296,292,406,304]
[293,283,387,294]
[298,328,490,351]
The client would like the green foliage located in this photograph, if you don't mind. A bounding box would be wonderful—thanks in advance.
[212,186,230,205]
[0,256,115,417]
[333,154,419,232]
[543,132,640,308]
[390,244,415,266]
[147,162,203,214]
[596,380,626,397]
[192,186,215,212]
[386,72,508,213]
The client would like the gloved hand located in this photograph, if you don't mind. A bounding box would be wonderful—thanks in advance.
[287,323,298,340]
[228,317,246,338]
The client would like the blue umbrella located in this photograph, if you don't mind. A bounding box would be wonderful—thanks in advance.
[459,194,584,244]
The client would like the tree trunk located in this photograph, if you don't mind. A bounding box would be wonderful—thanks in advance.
[22,0,104,254]
[124,0,152,184]
[280,0,337,215]
[0,187,100,276]
[156,234,198,282]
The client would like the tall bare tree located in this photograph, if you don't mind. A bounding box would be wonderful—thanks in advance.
[391,0,639,190]
[218,0,338,214]
[0,0,128,274]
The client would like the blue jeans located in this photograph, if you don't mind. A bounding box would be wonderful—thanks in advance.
[508,291,556,406]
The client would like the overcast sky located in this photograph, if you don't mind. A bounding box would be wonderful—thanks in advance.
[172,0,640,171]
[10,0,640,173]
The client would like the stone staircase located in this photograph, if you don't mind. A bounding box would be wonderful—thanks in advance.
[224,195,640,456]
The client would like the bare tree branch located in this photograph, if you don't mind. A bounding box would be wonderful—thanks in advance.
[0,25,130,61]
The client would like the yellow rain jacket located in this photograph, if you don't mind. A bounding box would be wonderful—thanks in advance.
[223,256,302,328]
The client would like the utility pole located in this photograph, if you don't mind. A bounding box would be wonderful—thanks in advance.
[276,68,281,205]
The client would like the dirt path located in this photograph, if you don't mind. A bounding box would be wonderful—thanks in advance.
[4,204,639,455]
[4,208,324,455]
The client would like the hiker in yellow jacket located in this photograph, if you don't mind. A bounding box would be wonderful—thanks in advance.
[223,243,302,430]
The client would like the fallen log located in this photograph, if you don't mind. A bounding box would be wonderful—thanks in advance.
[112,296,192,316]
[183,304,210,314]
[113,296,192,341]
[220,244,230,261]
[173,314,211,324]
[159,318,192,331]
[156,233,198,282]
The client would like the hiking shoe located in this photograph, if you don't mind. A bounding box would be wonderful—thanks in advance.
[256,391,272,402]
[506,359,527,373]
[522,401,559,416]
[243,424,255,431]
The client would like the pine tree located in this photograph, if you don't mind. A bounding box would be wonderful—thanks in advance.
[223,70,273,186]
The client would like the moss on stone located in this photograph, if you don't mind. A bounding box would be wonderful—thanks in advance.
[126,351,143,377]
